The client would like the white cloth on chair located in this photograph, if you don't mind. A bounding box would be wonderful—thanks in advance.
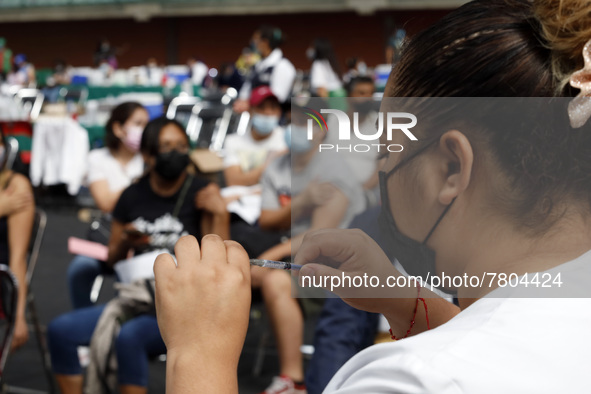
[30,115,89,195]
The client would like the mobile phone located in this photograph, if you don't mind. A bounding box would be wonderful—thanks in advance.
[124,228,148,237]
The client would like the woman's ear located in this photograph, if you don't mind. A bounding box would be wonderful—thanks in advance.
[112,121,124,139]
[437,130,474,205]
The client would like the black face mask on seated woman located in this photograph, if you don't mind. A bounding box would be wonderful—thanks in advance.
[155,150,190,181]
[140,116,193,182]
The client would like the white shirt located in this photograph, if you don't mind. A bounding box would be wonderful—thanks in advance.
[325,251,591,393]
[191,61,209,86]
[223,127,286,172]
[87,148,144,192]
[30,115,89,195]
[310,59,343,93]
[239,49,296,103]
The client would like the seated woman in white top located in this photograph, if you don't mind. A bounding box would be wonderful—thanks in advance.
[151,0,591,393]
[68,102,148,309]
[308,38,343,98]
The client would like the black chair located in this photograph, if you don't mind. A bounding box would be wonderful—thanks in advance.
[0,265,18,388]
[166,96,201,129]
[4,209,55,394]
[4,138,19,172]
[26,209,54,393]
[58,86,88,106]
[185,89,242,152]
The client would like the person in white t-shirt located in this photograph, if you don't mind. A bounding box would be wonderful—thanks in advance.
[223,86,286,187]
[150,1,591,393]
[187,56,208,87]
[234,25,296,113]
[68,102,148,309]
[307,38,343,98]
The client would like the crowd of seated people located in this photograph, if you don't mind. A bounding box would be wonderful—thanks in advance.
[149,1,591,394]
[0,22,390,394]
[1,0,590,392]
[42,87,374,393]
[48,115,228,394]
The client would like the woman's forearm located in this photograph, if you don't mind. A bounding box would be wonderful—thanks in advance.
[90,180,123,213]
[10,257,27,321]
[224,166,264,187]
[167,350,238,394]
[259,206,291,231]
[107,240,130,267]
[5,178,34,323]
[97,190,122,213]
[203,212,230,240]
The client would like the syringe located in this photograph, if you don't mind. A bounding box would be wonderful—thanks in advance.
[250,259,302,271]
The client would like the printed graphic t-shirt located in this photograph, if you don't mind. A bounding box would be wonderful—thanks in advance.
[223,127,287,172]
[112,174,210,254]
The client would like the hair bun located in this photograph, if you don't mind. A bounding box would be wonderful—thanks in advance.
[533,0,591,90]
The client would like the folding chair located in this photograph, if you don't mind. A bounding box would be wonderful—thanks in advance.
[166,96,201,129]
[15,89,44,122]
[228,111,250,137]
[4,138,19,172]
[186,90,240,152]
[4,209,55,394]
[0,121,34,165]
[26,210,54,393]
[0,265,18,388]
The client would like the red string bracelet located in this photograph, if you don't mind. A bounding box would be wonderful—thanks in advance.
[389,284,430,340]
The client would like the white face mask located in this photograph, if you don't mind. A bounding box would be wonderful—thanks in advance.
[286,125,312,153]
[251,114,280,136]
[122,125,144,152]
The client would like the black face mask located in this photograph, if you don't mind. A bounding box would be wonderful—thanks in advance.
[155,150,190,181]
[378,139,455,285]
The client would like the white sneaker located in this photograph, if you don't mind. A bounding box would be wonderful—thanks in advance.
[259,375,307,394]
[77,346,90,367]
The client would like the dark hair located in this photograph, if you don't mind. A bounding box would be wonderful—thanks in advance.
[104,102,145,151]
[257,25,284,50]
[389,1,556,98]
[346,76,375,95]
[346,57,359,70]
[387,0,591,232]
[312,38,342,78]
[140,116,189,157]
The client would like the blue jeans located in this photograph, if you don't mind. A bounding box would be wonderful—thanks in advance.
[306,207,383,394]
[305,297,379,394]
[67,255,110,309]
[47,305,166,387]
